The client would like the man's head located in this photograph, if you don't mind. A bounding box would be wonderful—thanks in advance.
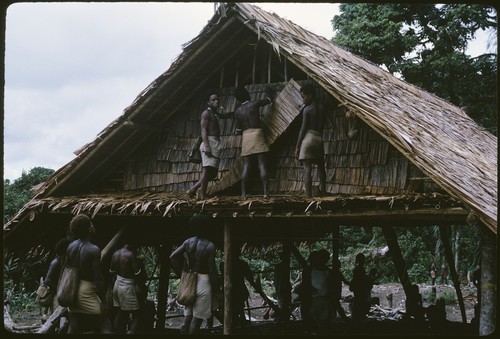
[317,249,330,265]
[207,92,220,110]
[188,213,212,238]
[355,252,365,266]
[235,86,251,103]
[300,84,316,105]
[55,238,71,256]
[69,214,94,239]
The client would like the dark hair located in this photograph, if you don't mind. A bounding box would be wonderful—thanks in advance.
[69,214,92,238]
[317,249,330,264]
[300,84,316,98]
[189,213,212,237]
[235,86,250,102]
[55,238,71,256]
[355,252,365,265]
[206,91,219,102]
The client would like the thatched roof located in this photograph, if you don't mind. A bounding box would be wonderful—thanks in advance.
[4,3,496,239]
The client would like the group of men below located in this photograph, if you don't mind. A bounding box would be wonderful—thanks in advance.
[186,83,326,200]
[40,214,152,334]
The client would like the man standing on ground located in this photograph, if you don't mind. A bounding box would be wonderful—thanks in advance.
[234,86,273,198]
[109,236,145,334]
[295,84,327,198]
[187,93,222,199]
[66,214,107,333]
[170,214,219,335]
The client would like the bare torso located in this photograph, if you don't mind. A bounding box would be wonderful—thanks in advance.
[110,247,140,279]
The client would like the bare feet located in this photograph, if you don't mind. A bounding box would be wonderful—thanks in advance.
[186,189,197,198]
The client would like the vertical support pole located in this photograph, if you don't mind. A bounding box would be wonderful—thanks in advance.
[479,224,496,335]
[219,66,225,88]
[381,226,412,295]
[439,225,467,323]
[252,46,256,84]
[235,61,239,87]
[223,221,233,334]
[155,243,171,330]
[332,226,340,261]
[267,45,272,84]
[277,242,292,324]
[284,59,288,82]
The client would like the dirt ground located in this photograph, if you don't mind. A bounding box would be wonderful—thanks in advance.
[163,281,478,334]
[7,282,478,335]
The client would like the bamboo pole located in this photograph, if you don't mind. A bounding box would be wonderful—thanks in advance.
[439,225,467,323]
[37,306,66,334]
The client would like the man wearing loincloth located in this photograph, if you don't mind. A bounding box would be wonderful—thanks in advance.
[109,234,145,334]
[234,86,273,198]
[295,84,326,197]
[170,214,219,335]
[66,214,108,333]
[187,92,222,199]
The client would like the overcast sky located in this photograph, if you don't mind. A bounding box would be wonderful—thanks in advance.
[2,2,493,181]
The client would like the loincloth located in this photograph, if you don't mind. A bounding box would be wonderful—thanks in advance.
[183,273,212,320]
[240,128,270,157]
[298,130,324,161]
[68,280,102,315]
[200,136,221,168]
[113,275,140,311]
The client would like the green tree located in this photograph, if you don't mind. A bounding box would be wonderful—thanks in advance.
[3,167,54,223]
[332,3,497,134]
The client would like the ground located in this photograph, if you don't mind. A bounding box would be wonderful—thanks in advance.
[7,282,478,335]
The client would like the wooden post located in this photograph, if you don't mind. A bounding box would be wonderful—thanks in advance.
[332,226,340,262]
[219,66,224,88]
[276,242,292,323]
[235,61,239,87]
[267,45,272,83]
[223,221,233,334]
[284,59,288,82]
[252,48,256,84]
[381,226,412,295]
[479,224,496,335]
[155,243,172,330]
[439,225,467,323]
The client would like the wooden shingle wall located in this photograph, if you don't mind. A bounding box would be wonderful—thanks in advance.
[122,83,427,196]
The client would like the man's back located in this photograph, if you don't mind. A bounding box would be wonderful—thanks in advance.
[302,102,324,133]
[235,101,263,130]
[111,247,139,279]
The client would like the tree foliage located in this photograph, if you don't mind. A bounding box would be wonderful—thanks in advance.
[332,3,497,134]
[3,167,54,223]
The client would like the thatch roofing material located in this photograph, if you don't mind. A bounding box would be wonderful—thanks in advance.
[3,3,496,236]
[232,3,497,233]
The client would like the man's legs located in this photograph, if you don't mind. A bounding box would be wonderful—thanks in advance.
[241,157,251,199]
[317,160,326,195]
[113,309,128,334]
[128,310,140,334]
[302,160,313,197]
[189,317,204,334]
[199,166,217,199]
[257,153,269,197]
[181,315,193,335]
